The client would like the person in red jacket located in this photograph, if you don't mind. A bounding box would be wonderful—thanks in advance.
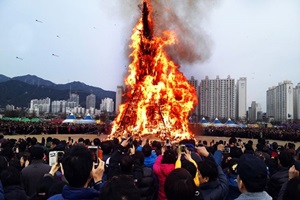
[153,146,176,200]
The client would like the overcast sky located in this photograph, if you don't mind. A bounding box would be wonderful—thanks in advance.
[1,0,300,112]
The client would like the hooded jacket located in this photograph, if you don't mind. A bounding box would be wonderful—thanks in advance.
[153,155,174,200]
[47,185,99,200]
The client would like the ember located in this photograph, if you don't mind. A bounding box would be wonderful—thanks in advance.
[110,1,198,140]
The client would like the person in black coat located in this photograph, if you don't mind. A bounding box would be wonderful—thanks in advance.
[1,166,29,200]
[267,150,295,200]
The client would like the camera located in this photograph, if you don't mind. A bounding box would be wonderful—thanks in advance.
[223,147,230,154]
[88,146,99,167]
[49,151,64,166]
[180,145,186,152]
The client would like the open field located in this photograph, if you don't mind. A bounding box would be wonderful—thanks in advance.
[2,134,299,149]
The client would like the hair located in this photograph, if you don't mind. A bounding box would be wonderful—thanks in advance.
[18,141,27,152]
[162,149,177,164]
[0,166,21,187]
[30,144,44,160]
[51,138,60,146]
[241,175,268,193]
[84,139,91,146]
[142,144,152,157]
[164,168,199,200]
[101,140,114,155]
[278,151,295,168]
[272,142,278,150]
[120,155,134,174]
[61,145,93,187]
[283,176,300,200]
[99,175,140,200]
[134,151,145,165]
[181,160,197,178]
[229,137,237,145]
[93,138,101,146]
[78,137,84,143]
[197,159,218,181]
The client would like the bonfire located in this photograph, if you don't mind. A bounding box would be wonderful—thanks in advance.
[110,1,198,140]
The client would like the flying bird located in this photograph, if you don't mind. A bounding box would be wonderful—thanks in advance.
[16,56,23,60]
[57,35,60,38]
[35,19,43,23]
[52,54,59,57]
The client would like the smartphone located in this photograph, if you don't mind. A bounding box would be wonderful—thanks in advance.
[88,146,99,167]
[180,145,186,153]
[223,147,230,154]
[49,151,64,166]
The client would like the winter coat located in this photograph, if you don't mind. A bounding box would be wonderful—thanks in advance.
[153,155,175,200]
[136,146,157,169]
[235,191,272,200]
[47,185,99,200]
[198,165,229,200]
[139,167,157,200]
[266,167,289,200]
[3,185,29,200]
[21,159,51,197]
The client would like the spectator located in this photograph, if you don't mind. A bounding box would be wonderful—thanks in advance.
[99,175,140,200]
[134,151,157,200]
[196,146,228,200]
[1,166,29,199]
[21,144,51,197]
[235,154,271,199]
[267,150,295,200]
[164,168,203,200]
[228,137,243,159]
[136,139,157,169]
[153,147,176,200]
[48,145,105,200]
[224,158,240,200]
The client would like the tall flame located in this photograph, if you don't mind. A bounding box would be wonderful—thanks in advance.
[110,1,198,140]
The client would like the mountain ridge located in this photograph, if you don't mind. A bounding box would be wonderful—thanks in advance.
[0,74,116,108]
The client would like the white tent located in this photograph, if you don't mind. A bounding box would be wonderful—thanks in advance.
[76,114,96,124]
[62,113,77,123]
[225,118,238,127]
[212,118,224,127]
[200,117,211,127]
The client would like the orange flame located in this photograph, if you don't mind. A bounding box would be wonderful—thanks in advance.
[110,1,198,140]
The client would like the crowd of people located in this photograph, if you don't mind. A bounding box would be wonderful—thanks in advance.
[1,119,300,143]
[203,126,300,142]
[0,120,106,135]
[0,133,299,200]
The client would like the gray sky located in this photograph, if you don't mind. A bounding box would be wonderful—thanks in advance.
[1,0,300,112]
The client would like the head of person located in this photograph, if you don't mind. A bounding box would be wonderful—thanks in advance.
[181,159,197,178]
[278,150,295,168]
[30,144,45,160]
[229,137,237,145]
[93,138,101,146]
[237,154,268,193]
[162,149,177,164]
[120,155,134,174]
[0,166,21,187]
[165,168,202,200]
[61,145,93,188]
[197,159,218,183]
[101,140,114,155]
[99,175,140,200]
[142,144,152,157]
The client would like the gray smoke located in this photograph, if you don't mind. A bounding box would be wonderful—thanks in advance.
[117,0,219,66]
